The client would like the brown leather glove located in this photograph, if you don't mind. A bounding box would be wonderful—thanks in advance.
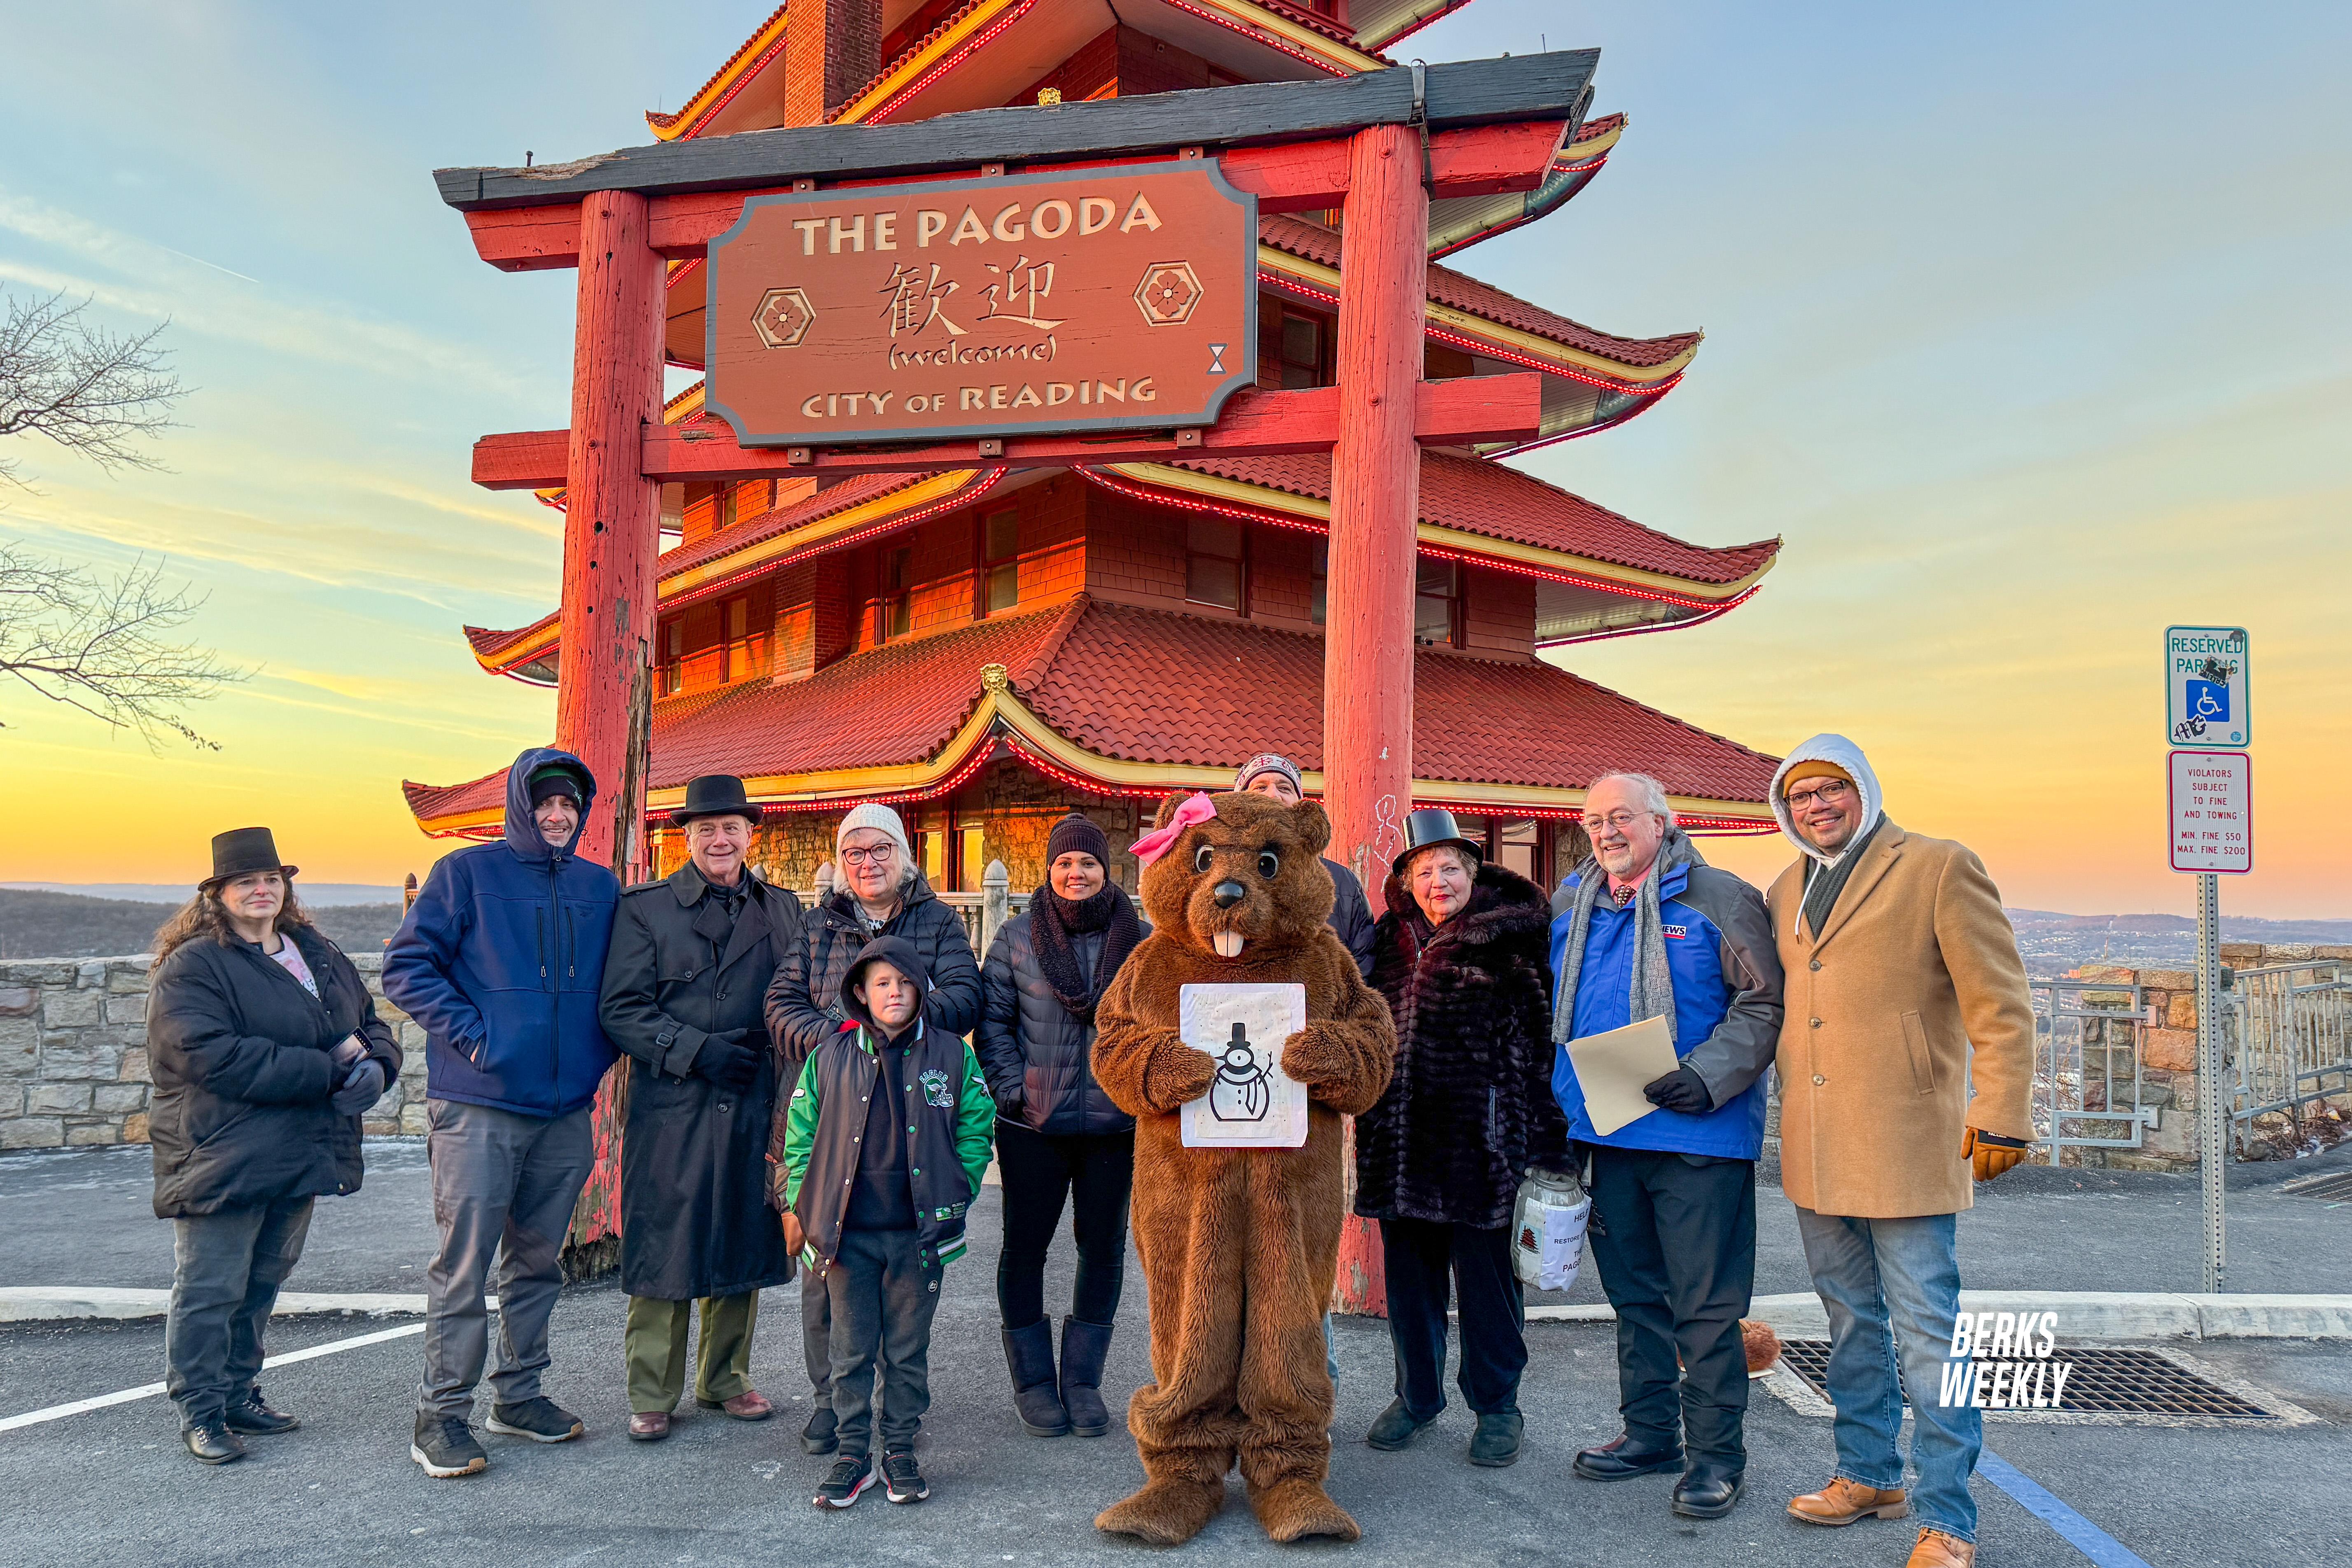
[1962,1126,2029,1182]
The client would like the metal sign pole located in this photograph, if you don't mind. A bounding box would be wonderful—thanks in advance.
[2196,870,2225,1293]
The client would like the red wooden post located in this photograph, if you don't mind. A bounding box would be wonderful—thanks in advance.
[556,190,664,1265]
[1323,123,1428,1316]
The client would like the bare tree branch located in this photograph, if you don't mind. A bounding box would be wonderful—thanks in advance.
[0,541,245,749]
[0,288,189,489]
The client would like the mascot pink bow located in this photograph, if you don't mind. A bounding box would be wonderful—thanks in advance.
[1131,793,1217,867]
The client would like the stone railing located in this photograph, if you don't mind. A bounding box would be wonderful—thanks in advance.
[0,953,431,1151]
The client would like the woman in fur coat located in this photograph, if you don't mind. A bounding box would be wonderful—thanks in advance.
[1353,809,1570,1470]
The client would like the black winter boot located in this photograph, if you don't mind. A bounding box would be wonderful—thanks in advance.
[1059,1317,1115,1438]
[1001,1320,1069,1437]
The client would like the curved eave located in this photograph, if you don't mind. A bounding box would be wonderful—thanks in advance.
[404,677,1777,840]
[1085,462,1774,612]
[1349,0,1477,54]
[1428,113,1624,259]
[646,5,792,142]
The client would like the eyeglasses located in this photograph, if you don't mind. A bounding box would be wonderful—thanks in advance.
[840,845,896,866]
[1580,810,1652,833]
[1785,779,1853,808]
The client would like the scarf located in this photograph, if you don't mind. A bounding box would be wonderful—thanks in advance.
[1551,828,1702,1053]
[1029,881,1142,1022]
[1799,814,1883,938]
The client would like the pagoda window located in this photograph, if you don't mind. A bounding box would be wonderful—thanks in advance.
[660,619,684,695]
[883,545,914,640]
[1260,304,1333,390]
[1415,558,1462,647]
[721,595,751,681]
[1185,516,1246,612]
[716,485,739,532]
[1494,820,1541,884]
[980,507,1020,615]
[1311,540,1329,627]
[957,823,986,892]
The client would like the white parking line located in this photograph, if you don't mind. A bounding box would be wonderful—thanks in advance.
[0,1321,425,1433]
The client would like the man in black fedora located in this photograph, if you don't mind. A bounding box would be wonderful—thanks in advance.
[599,774,806,1440]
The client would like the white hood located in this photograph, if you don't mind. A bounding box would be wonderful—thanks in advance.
[1769,733,1885,865]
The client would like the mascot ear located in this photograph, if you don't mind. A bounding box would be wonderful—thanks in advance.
[1150,792,1190,832]
[1290,798,1332,858]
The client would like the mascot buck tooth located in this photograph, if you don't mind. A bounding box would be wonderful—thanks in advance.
[1090,791,1397,1545]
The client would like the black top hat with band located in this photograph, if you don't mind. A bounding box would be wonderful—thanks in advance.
[1391,808,1483,877]
[671,774,762,827]
[204,827,297,889]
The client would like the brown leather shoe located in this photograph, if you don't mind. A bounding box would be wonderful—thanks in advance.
[1906,1527,1976,1567]
[627,1411,672,1442]
[696,1389,775,1421]
[1788,1477,1910,1526]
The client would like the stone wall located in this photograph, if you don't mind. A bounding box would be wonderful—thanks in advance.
[0,952,431,1151]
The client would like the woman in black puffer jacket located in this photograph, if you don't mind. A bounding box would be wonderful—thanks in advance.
[976,814,1146,1441]
[146,828,401,1467]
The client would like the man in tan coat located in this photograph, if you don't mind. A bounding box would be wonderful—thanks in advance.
[1765,735,2033,1568]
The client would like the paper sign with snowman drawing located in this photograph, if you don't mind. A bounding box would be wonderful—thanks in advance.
[1178,983,1309,1148]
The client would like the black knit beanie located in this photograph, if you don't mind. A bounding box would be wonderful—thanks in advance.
[1046,812,1110,866]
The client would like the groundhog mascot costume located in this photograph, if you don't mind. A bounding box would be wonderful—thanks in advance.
[1090,791,1397,1545]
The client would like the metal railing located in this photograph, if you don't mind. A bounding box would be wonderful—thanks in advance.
[2028,977,2163,1157]
[2229,959,2352,1129]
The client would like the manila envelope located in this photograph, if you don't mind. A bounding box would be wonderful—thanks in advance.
[1566,1014,1680,1136]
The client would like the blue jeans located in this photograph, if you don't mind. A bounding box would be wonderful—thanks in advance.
[1793,1208,1979,1543]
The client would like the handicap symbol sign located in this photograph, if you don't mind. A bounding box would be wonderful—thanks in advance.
[2187,680,2229,724]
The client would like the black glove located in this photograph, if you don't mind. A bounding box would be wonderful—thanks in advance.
[330,1058,386,1116]
[693,1029,760,1092]
[1641,1063,1713,1115]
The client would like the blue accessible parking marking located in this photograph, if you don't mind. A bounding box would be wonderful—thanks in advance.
[1978,1449,2153,1568]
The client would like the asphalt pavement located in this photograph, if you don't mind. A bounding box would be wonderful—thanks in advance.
[3,1143,2350,1566]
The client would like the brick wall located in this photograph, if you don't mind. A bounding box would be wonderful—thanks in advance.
[0,953,432,1151]
[785,0,881,127]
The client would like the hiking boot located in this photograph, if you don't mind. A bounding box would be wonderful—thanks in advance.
[411,1413,488,1478]
[1468,1410,1524,1468]
[803,1403,839,1455]
[1001,1319,1069,1437]
[224,1388,299,1436]
[1790,1477,1911,1526]
[1365,1397,1435,1451]
[182,1421,246,1465]
[814,1456,875,1509]
[486,1396,584,1443]
[882,1448,929,1504]
[1059,1317,1115,1438]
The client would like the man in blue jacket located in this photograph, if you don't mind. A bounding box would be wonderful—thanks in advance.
[1551,773,1784,1521]
[384,746,621,1478]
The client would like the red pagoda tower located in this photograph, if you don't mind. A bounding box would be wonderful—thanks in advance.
[407,0,1781,903]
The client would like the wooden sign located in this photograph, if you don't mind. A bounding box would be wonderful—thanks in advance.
[706,161,1257,447]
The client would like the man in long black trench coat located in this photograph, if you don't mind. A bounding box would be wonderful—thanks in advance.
[599,775,805,1440]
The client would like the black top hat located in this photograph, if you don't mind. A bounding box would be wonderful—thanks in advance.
[1391,808,1482,877]
[671,774,762,827]
[204,827,297,889]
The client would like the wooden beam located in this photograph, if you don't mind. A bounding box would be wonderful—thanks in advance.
[462,119,1576,273]
[470,374,1541,489]
[436,53,1596,211]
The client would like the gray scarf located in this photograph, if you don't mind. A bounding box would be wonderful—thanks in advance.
[1551,828,1703,1053]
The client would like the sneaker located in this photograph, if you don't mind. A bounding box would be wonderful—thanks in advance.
[802,1404,839,1455]
[882,1448,929,1504]
[814,1456,875,1509]
[411,1413,489,1478]
[224,1388,299,1436]
[486,1396,585,1444]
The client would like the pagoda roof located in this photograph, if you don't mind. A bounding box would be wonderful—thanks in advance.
[465,449,1774,681]
[407,594,1779,838]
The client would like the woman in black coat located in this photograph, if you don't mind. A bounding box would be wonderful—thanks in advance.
[975,814,1145,1440]
[146,829,401,1466]
[1353,810,1569,1470]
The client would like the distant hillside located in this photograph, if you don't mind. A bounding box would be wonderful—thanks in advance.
[0,889,405,961]
[2007,909,2352,942]
[2006,908,2352,976]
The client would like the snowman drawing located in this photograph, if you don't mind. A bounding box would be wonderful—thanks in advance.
[1209,1022,1272,1122]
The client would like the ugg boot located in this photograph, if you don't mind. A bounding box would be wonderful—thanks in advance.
[1001,1320,1070,1437]
[1059,1317,1115,1437]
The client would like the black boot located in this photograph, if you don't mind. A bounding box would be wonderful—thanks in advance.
[1059,1317,1115,1438]
[1001,1320,1069,1437]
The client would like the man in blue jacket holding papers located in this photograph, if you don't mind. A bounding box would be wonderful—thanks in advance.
[1550,773,1783,1521]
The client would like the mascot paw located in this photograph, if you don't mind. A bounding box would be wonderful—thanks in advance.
[1097,1478,1225,1545]
[1248,1477,1361,1544]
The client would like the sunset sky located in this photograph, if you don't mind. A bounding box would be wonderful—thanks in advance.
[0,2,2343,915]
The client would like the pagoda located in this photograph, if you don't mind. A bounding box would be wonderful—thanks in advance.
[405,0,1783,896]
